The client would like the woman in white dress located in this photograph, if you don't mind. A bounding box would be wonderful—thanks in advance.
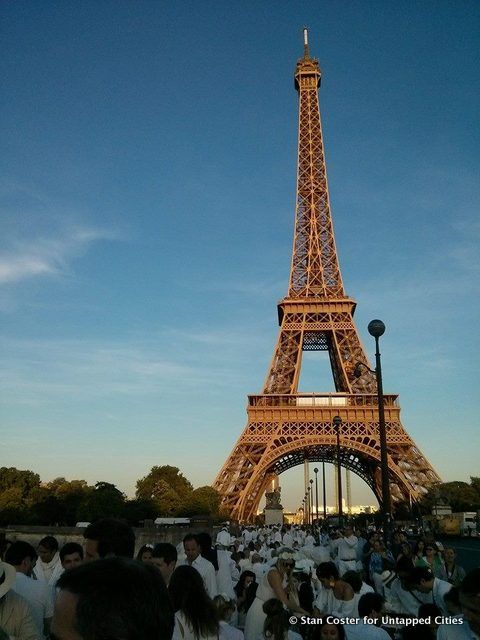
[169,565,219,640]
[313,562,355,619]
[244,549,307,640]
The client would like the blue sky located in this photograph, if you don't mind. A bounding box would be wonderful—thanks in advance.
[1,1,479,511]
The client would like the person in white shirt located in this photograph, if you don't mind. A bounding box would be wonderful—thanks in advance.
[5,541,54,639]
[179,534,218,599]
[344,592,391,639]
[331,525,358,576]
[342,570,374,618]
[33,536,63,587]
[459,569,480,640]
[409,566,452,615]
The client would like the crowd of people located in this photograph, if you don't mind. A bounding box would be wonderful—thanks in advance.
[0,519,479,639]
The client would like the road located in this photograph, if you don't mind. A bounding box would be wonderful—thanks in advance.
[438,536,480,572]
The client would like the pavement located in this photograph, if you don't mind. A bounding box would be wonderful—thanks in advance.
[438,536,480,572]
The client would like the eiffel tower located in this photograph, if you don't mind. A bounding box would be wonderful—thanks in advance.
[214,30,440,522]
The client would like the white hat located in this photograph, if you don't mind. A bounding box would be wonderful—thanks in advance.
[0,561,16,598]
[381,569,396,589]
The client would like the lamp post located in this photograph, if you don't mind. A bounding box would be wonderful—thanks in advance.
[333,415,343,527]
[354,319,392,542]
[309,479,314,526]
[314,468,319,524]
[307,486,312,527]
[322,461,327,519]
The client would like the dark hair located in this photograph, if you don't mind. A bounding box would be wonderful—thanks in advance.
[444,586,460,606]
[183,533,199,545]
[152,542,177,565]
[263,598,289,640]
[358,592,384,617]
[460,568,480,596]
[418,603,441,618]
[316,561,339,580]
[197,532,219,570]
[38,535,59,552]
[5,541,37,565]
[84,518,135,558]
[168,565,218,638]
[60,542,83,563]
[410,566,434,585]
[309,621,346,640]
[136,544,153,561]
[234,570,256,597]
[342,570,362,593]
[396,556,415,573]
[56,557,174,639]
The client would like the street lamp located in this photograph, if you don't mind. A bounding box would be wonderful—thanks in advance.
[314,468,319,524]
[354,319,392,541]
[322,461,327,519]
[309,479,314,526]
[333,415,343,527]
[307,486,312,527]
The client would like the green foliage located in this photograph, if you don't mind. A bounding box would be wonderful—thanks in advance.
[0,464,220,524]
[77,482,126,522]
[136,466,193,503]
[420,480,480,514]
[179,486,221,516]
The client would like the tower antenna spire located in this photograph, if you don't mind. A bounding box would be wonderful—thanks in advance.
[303,26,310,58]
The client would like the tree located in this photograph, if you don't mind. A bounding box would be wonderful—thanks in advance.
[179,486,221,516]
[0,467,40,497]
[46,478,93,525]
[77,482,126,522]
[123,498,157,526]
[421,481,480,514]
[136,466,193,504]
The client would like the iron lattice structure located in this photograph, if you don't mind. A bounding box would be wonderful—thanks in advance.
[214,34,440,522]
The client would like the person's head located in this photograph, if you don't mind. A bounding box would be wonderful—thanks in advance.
[443,547,457,564]
[51,557,174,640]
[197,532,213,557]
[400,542,413,557]
[212,594,236,623]
[60,543,84,571]
[136,544,153,563]
[168,566,218,638]
[460,568,480,634]
[235,570,256,594]
[262,598,289,640]
[410,566,434,593]
[151,543,177,585]
[344,525,353,537]
[183,534,201,563]
[83,519,135,561]
[372,539,384,553]
[38,535,59,563]
[444,587,461,616]
[358,592,384,622]
[424,542,438,558]
[342,570,362,594]
[316,562,339,589]
[414,539,425,555]
[310,621,346,639]
[4,541,37,576]
[276,549,295,576]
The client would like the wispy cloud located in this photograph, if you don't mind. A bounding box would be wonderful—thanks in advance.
[0,224,121,285]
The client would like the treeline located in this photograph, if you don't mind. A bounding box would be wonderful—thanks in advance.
[0,465,223,527]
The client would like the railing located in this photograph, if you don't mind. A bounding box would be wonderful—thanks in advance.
[248,393,399,408]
